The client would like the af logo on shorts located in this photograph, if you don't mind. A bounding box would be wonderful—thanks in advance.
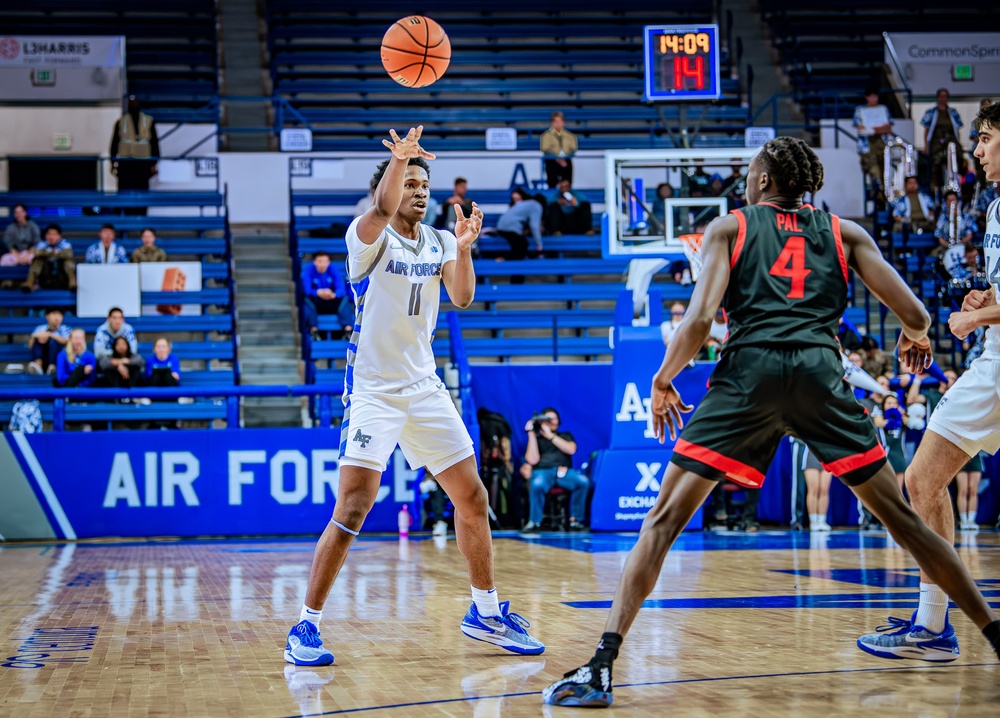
[353,429,372,448]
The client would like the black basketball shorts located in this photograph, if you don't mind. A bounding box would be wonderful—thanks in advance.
[672,345,886,488]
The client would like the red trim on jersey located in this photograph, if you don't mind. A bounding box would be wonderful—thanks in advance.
[730,209,747,269]
[831,214,849,283]
[822,444,886,476]
[757,201,811,212]
[674,439,766,488]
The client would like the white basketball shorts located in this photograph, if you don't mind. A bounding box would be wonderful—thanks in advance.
[339,375,475,475]
[927,354,1000,457]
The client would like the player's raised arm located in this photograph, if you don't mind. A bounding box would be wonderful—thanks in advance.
[650,214,734,441]
[442,202,482,308]
[356,126,436,245]
[840,218,931,372]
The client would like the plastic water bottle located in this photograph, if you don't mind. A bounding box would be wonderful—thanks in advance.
[398,504,411,538]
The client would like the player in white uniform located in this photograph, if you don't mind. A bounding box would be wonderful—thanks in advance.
[858,100,1000,661]
[284,127,544,666]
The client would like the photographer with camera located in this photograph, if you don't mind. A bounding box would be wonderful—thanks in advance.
[521,407,589,532]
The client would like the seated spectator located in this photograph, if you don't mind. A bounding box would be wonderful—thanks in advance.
[650,183,683,234]
[544,179,593,235]
[934,189,976,256]
[660,301,687,347]
[130,228,167,263]
[85,224,128,264]
[891,177,935,234]
[94,307,138,364]
[2,204,40,266]
[99,335,145,390]
[22,224,76,292]
[438,177,475,231]
[301,251,354,339]
[520,407,589,532]
[28,307,71,376]
[495,187,543,259]
[55,329,97,388]
[860,336,893,379]
[838,315,863,352]
[146,337,181,387]
[972,182,998,231]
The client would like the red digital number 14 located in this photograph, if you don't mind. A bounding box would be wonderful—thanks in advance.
[672,55,704,90]
[768,236,811,299]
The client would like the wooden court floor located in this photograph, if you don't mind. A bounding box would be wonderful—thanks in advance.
[1,530,998,717]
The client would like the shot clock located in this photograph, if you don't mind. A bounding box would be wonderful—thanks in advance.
[643,24,721,101]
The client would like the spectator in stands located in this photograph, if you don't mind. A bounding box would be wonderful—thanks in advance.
[934,189,976,276]
[28,307,71,376]
[660,301,687,348]
[521,407,589,532]
[99,335,145,391]
[495,187,543,260]
[130,228,167,263]
[973,180,998,231]
[891,176,935,234]
[853,88,895,206]
[86,224,128,264]
[94,307,138,364]
[301,250,353,340]
[725,165,747,207]
[838,315,863,352]
[146,337,181,387]
[55,329,96,389]
[2,204,40,267]
[22,224,76,292]
[540,111,578,188]
[860,335,893,379]
[650,183,681,234]
[439,177,475,231]
[875,393,908,493]
[110,95,160,215]
[544,179,593,235]
[921,88,963,195]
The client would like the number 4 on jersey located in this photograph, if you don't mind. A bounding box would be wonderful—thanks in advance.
[768,236,811,299]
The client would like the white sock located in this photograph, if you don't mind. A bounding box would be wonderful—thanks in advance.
[915,582,949,633]
[300,605,322,628]
[810,513,822,526]
[472,586,501,618]
[965,512,976,526]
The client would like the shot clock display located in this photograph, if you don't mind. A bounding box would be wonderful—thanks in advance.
[643,24,721,101]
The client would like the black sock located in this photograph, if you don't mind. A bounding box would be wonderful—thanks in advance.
[592,632,623,665]
[982,620,1000,661]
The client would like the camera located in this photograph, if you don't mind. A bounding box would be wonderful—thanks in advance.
[529,413,550,432]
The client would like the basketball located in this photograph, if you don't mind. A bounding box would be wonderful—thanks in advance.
[381,15,451,88]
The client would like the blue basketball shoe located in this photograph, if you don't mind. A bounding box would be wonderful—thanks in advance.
[284,620,335,666]
[542,662,614,708]
[857,612,960,662]
[460,601,545,655]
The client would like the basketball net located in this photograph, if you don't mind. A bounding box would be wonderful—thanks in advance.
[678,234,704,281]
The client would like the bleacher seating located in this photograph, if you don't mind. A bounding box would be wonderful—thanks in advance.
[266,2,748,151]
[760,1,985,122]
[2,1,219,124]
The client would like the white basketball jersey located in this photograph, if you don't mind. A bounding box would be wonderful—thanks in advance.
[344,217,458,393]
[983,198,1000,358]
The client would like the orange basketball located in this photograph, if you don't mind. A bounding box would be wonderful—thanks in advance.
[381,16,451,89]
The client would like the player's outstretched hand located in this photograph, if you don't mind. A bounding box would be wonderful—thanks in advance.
[962,287,994,312]
[948,310,980,342]
[382,126,436,161]
[895,333,933,374]
[650,376,694,443]
[454,202,483,251]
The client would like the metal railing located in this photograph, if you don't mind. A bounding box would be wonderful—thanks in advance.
[0,384,344,431]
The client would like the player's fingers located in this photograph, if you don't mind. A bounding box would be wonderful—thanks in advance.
[652,413,663,442]
[414,125,423,139]
[382,139,394,150]
[680,401,695,413]
[388,128,401,142]
[420,149,437,160]
[666,411,678,441]
[670,404,685,433]
[453,203,466,221]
